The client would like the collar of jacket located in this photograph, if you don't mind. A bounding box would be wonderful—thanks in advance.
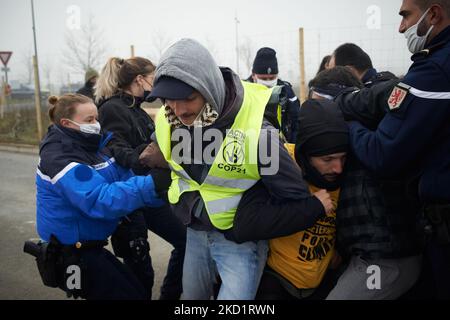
[120,92,145,108]
[52,125,112,153]
[412,25,450,60]
[99,92,145,109]
[97,92,142,109]
[429,25,450,47]
[194,68,243,130]
[362,68,378,84]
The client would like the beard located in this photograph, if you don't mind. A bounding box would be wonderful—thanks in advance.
[323,173,339,182]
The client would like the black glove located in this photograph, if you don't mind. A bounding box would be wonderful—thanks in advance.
[149,168,172,193]
[111,210,148,258]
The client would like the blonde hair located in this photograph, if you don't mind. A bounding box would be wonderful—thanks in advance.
[94,57,155,103]
[47,94,92,124]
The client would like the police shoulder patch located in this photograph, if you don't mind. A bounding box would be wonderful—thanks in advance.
[388,83,409,111]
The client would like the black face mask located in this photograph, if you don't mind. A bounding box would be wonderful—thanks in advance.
[143,90,153,102]
[297,152,342,191]
[141,78,153,102]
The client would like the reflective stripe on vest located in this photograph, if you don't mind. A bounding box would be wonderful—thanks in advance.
[155,81,273,230]
[207,194,243,215]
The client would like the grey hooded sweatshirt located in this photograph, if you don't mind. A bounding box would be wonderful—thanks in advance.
[154,38,226,116]
[153,38,316,231]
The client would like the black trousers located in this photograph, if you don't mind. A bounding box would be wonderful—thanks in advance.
[427,241,450,299]
[118,204,186,300]
[403,241,450,300]
[80,248,146,300]
[256,266,340,300]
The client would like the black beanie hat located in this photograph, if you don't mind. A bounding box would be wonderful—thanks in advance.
[296,99,349,158]
[295,99,349,190]
[301,132,349,157]
[252,47,279,75]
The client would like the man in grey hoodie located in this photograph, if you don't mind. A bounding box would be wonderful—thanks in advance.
[148,39,330,300]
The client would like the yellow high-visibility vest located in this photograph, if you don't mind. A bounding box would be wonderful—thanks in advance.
[155,81,273,230]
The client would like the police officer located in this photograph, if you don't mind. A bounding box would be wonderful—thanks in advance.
[245,47,300,143]
[336,0,450,299]
[96,57,186,300]
[30,93,166,300]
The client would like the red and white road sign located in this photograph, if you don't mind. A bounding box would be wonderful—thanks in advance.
[0,52,13,67]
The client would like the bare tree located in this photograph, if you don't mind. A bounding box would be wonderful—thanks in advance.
[148,31,174,63]
[63,14,107,74]
[20,48,34,85]
[239,37,255,77]
[56,66,69,94]
[41,57,53,93]
[204,36,221,63]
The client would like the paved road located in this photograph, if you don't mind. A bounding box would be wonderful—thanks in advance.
[0,150,171,300]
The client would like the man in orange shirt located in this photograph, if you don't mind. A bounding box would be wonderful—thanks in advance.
[255,99,348,299]
[225,98,347,300]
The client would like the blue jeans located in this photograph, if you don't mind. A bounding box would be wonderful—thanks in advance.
[182,227,268,300]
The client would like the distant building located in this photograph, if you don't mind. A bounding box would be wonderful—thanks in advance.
[9,81,49,101]
[59,82,83,95]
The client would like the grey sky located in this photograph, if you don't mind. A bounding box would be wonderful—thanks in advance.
[1,0,410,89]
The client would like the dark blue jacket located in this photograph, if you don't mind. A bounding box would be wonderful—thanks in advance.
[245,76,300,143]
[348,26,450,203]
[277,79,300,143]
[36,125,164,245]
[362,68,398,88]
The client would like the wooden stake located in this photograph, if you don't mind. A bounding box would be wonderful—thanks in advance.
[33,55,43,140]
[299,28,307,103]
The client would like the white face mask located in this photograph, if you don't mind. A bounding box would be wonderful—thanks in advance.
[68,119,101,135]
[189,105,207,128]
[404,8,434,54]
[256,77,278,88]
[178,112,202,128]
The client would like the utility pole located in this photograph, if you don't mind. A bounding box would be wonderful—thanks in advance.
[318,32,321,68]
[130,45,135,58]
[0,76,5,119]
[298,27,307,103]
[31,0,43,140]
[0,53,13,116]
[235,11,240,75]
[67,74,71,93]
[33,56,43,139]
